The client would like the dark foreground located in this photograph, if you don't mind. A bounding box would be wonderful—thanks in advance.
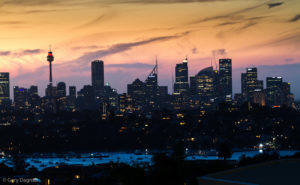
[1,150,299,185]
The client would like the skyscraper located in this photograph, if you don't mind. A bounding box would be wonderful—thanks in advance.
[266,77,283,107]
[91,60,104,97]
[219,59,232,99]
[242,67,262,102]
[57,82,66,97]
[145,63,159,110]
[190,67,217,102]
[174,58,189,95]
[0,73,10,105]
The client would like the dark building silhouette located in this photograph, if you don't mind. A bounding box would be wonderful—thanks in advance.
[281,82,294,107]
[67,86,76,111]
[57,82,66,97]
[91,60,104,98]
[126,60,169,112]
[0,73,10,105]
[45,85,57,97]
[29,86,38,96]
[127,78,146,109]
[13,86,28,109]
[145,64,159,110]
[69,86,76,98]
[28,86,40,108]
[57,82,67,111]
[174,58,189,96]
[219,59,232,99]
[241,72,247,99]
[158,86,169,109]
[266,77,283,107]
[77,85,95,110]
[103,82,119,110]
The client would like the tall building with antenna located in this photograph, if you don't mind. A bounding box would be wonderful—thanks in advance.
[47,47,54,85]
[145,58,158,110]
[45,47,57,112]
[127,57,168,112]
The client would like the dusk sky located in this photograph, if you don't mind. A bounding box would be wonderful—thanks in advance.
[0,0,300,99]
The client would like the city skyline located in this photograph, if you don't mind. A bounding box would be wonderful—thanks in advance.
[1,52,294,112]
[0,0,300,99]
[1,53,298,101]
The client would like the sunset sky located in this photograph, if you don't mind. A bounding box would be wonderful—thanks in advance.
[0,0,300,99]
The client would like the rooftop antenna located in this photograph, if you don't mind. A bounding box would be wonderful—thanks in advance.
[49,44,52,52]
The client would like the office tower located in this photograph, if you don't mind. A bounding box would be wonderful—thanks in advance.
[0,73,10,105]
[69,86,76,98]
[57,82,66,97]
[266,77,283,107]
[127,78,146,108]
[245,67,258,96]
[241,67,263,102]
[219,59,232,99]
[190,67,217,102]
[91,60,104,97]
[13,86,28,109]
[145,63,159,110]
[174,58,189,95]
